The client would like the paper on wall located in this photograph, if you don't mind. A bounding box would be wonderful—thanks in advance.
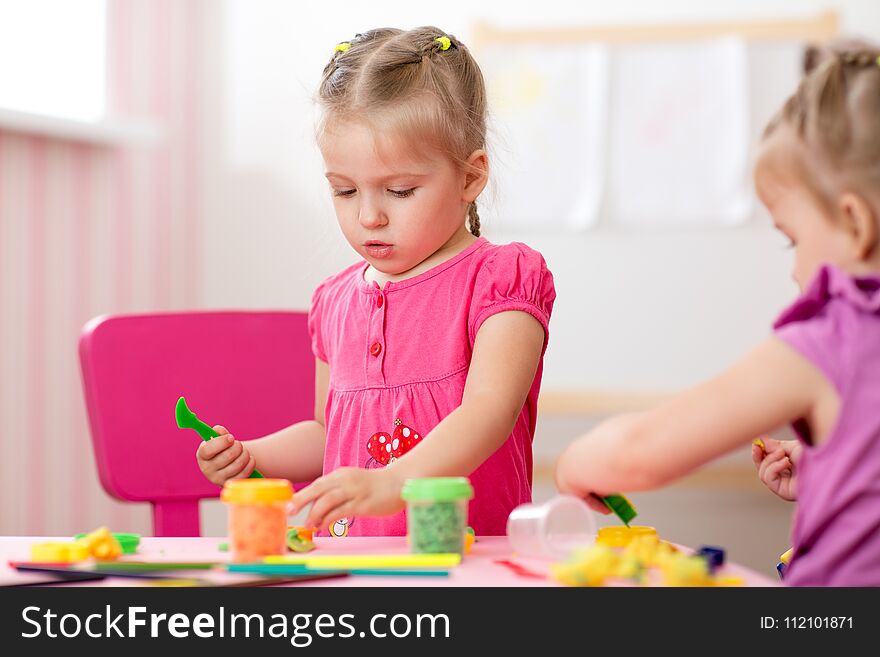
[481,44,609,230]
[606,36,752,227]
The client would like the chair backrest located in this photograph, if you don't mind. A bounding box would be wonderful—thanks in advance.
[79,311,315,536]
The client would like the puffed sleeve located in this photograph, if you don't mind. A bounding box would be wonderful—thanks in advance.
[773,265,868,392]
[468,242,556,353]
[307,277,331,363]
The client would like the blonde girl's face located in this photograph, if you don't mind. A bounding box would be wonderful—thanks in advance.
[319,119,475,278]
[754,130,855,291]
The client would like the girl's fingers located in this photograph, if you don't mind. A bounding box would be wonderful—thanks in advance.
[289,478,327,515]
[762,437,783,453]
[211,440,243,470]
[311,502,353,533]
[586,494,612,514]
[765,456,792,480]
[751,444,766,468]
[198,432,234,459]
[304,489,349,529]
[215,446,251,481]
[759,449,785,473]
[758,449,786,481]
[213,425,229,435]
[227,454,256,481]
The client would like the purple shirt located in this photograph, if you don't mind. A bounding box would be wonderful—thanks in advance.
[774,264,880,586]
[308,238,555,537]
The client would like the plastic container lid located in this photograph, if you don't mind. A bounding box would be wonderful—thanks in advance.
[73,532,140,554]
[401,477,474,502]
[595,525,657,548]
[221,478,293,504]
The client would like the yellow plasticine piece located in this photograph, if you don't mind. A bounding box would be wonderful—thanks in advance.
[610,555,643,581]
[93,538,122,560]
[753,438,766,452]
[779,547,793,564]
[550,544,619,587]
[663,555,714,587]
[621,534,680,569]
[286,526,316,553]
[295,527,315,542]
[76,526,108,548]
[78,527,122,560]
[31,542,91,563]
[652,546,684,572]
[714,576,745,587]
[550,562,588,587]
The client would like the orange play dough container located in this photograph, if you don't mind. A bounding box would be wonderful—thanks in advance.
[221,478,293,563]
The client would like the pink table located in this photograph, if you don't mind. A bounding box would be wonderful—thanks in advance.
[0,536,779,587]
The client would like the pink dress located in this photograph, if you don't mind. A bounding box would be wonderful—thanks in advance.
[308,237,555,537]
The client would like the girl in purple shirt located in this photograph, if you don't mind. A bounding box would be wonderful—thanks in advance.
[197,27,555,537]
[556,46,880,585]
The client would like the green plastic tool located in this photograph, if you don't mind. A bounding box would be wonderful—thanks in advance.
[602,494,637,526]
[175,396,264,478]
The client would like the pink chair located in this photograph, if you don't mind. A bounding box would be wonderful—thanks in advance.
[79,311,315,536]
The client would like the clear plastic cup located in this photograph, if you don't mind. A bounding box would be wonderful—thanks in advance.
[506,495,597,559]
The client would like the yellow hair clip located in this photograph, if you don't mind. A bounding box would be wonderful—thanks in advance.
[435,36,451,51]
[334,42,351,53]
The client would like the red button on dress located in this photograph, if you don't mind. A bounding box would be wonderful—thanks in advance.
[370,342,382,357]
[376,294,384,308]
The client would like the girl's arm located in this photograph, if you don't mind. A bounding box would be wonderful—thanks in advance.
[390,310,545,479]
[555,337,834,499]
[289,311,545,528]
[243,358,329,483]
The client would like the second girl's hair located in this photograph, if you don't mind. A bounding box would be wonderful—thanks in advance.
[317,27,487,237]
[764,42,880,204]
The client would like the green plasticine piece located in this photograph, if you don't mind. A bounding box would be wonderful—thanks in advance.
[175,396,264,478]
[602,494,638,526]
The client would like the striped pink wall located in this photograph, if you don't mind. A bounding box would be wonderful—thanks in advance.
[0,0,205,536]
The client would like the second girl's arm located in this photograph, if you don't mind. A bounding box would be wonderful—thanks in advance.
[555,338,831,498]
[388,310,545,481]
[243,358,329,483]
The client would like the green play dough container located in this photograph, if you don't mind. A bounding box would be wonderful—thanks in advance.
[401,477,473,555]
[74,532,140,554]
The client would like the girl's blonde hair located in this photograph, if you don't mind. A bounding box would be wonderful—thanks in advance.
[317,26,487,237]
[763,42,880,206]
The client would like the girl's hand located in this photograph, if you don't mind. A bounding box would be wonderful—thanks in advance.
[195,425,256,485]
[583,494,614,515]
[751,438,801,501]
[555,478,613,515]
[290,467,406,531]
